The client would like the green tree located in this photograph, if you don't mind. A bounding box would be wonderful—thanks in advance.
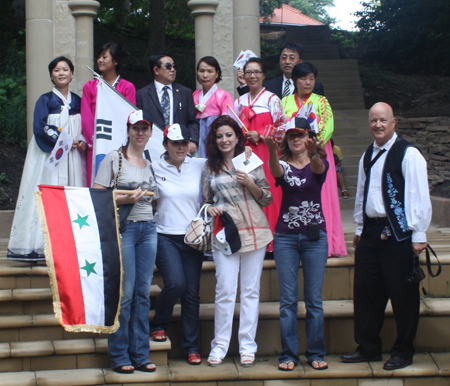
[355,0,450,75]
[290,0,335,25]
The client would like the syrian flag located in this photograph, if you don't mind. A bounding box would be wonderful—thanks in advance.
[213,212,241,256]
[93,79,164,184]
[35,185,122,333]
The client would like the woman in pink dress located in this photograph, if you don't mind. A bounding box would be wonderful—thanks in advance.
[234,58,286,251]
[81,42,136,186]
[193,56,234,158]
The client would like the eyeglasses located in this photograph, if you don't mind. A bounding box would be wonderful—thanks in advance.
[160,63,176,70]
[244,70,263,76]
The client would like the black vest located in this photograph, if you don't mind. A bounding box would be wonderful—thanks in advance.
[363,137,417,242]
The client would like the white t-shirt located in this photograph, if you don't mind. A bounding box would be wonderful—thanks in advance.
[153,156,206,234]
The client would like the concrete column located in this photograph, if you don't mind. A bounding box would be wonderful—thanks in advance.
[68,0,100,95]
[233,0,260,58]
[25,0,55,144]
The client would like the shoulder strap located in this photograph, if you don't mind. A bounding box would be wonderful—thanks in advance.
[113,151,123,189]
[425,244,442,277]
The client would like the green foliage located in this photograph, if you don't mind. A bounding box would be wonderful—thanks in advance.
[97,0,194,41]
[0,37,27,146]
[290,0,336,25]
[260,0,335,25]
[355,0,450,75]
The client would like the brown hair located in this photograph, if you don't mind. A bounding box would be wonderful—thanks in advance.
[205,115,246,174]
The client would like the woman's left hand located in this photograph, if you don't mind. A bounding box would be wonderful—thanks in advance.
[236,170,253,187]
[246,130,260,144]
[188,142,197,155]
[77,141,87,152]
[305,136,324,155]
[72,140,78,150]
[244,146,253,159]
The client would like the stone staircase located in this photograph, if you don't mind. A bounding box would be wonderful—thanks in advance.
[1,210,450,385]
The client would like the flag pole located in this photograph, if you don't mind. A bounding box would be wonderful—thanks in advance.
[114,190,154,196]
[86,66,138,110]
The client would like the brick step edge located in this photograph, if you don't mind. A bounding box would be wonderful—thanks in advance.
[1,353,449,385]
[1,298,449,330]
[0,336,170,359]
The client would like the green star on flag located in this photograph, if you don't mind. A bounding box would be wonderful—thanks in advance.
[80,260,97,277]
[72,214,90,229]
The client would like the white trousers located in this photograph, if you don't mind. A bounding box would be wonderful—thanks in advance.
[209,247,266,358]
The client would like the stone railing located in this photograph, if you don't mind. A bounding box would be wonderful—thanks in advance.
[397,117,450,190]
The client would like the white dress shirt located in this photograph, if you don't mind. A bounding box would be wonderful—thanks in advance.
[354,133,432,242]
[154,80,173,125]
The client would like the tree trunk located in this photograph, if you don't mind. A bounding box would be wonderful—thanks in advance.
[147,0,166,64]
[115,0,130,27]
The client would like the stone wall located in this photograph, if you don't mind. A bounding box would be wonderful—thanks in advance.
[397,117,450,190]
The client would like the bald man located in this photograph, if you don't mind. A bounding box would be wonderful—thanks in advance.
[341,102,432,370]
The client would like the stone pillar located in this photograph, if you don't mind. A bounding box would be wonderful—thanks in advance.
[68,1,100,95]
[25,0,55,144]
[187,0,219,67]
[233,0,260,58]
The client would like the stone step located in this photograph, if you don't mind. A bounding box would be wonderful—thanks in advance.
[333,136,373,146]
[165,297,450,359]
[324,88,366,98]
[328,101,366,110]
[0,285,161,316]
[3,297,450,360]
[2,352,450,386]
[0,337,170,373]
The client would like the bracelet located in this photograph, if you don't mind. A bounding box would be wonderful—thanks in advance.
[309,153,319,160]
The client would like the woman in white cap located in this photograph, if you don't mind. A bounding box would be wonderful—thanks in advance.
[150,123,206,365]
[94,110,159,374]
[202,115,273,368]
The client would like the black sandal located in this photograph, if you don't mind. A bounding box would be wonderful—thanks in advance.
[113,365,134,374]
[135,362,156,372]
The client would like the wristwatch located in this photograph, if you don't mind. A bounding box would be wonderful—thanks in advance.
[309,153,319,160]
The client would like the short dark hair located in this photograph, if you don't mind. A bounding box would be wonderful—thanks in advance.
[96,42,129,74]
[197,56,222,83]
[206,115,246,174]
[280,42,304,59]
[292,62,318,83]
[48,56,74,75]
[149,51,174,73]
[243,57,267,76]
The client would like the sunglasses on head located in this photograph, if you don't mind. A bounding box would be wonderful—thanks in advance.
[160,63,176,70]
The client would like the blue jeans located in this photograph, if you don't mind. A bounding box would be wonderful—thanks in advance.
[273,230,328,363]
[150,233,204,355]
[108,220,157,368]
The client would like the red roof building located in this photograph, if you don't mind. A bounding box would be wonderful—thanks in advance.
[260,4,324,26]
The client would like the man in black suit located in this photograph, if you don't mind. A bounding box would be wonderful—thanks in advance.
[237,42,324,98]
[136,52,199,154]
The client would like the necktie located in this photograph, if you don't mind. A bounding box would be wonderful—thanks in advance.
[161,86,170,127]
[282,79,290,98]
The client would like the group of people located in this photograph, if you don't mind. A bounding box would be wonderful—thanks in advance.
[7,39,432,374]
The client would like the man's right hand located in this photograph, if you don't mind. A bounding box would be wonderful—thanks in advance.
[237,69,246,86]
[353,234,361,250]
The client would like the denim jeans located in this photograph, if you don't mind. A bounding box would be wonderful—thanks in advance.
[108,220,157,369]
[150,233,204,355]
[273,229,328,363]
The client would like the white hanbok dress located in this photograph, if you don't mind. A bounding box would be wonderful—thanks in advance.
[7,88,87,262]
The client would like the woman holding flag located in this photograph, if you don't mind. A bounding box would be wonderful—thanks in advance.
[282,62,347,257]
[94,110,159,374]
[193,56,234,158]
[234,57,286,252]
[81,42,136,186]
[7,56,86,263]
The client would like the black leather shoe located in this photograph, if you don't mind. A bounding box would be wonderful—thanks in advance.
[341,351,383,363]
[383,356,412,370]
